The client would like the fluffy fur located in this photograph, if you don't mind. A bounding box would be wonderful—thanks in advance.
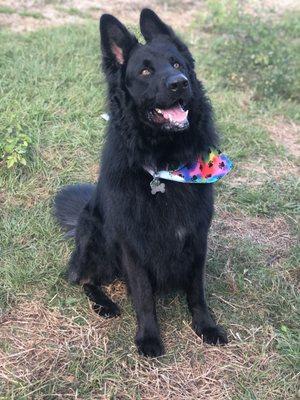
[54,8,228,357]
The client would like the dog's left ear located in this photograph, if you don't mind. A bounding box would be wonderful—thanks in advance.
[140,9,194,67]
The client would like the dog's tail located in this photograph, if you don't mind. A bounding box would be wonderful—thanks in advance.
[53,184,95,237]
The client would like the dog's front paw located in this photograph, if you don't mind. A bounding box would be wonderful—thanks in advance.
[136,336,165,357]
[93,302,121,318]
[194,324,228,345]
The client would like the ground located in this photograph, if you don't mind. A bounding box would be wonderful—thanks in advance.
[0,1,299,399]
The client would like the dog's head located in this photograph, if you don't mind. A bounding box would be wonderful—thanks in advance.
[100,9,197,133]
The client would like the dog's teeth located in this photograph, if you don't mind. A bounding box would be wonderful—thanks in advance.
[155,108,163,114]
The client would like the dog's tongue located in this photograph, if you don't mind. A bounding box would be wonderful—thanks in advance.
[161,105,188,123]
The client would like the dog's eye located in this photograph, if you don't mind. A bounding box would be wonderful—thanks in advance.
[140,68,151,76]
[173,62,180,69]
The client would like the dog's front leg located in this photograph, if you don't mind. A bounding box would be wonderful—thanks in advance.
[122,245,164,357]
[187,248,228,345]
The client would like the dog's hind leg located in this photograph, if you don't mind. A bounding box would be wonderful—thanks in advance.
[83,284,120,318]
[70,243,121,319]
[68,202,121,318]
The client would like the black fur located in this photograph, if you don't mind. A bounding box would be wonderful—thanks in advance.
[54,8,228,357]
[54,184,95,236]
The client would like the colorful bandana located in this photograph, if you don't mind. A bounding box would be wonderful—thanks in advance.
[145,148,233,184]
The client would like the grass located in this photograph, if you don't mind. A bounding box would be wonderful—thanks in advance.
[0,6,15,14]
[0,6,45,19]
[18,11,45,20]
[54,6,92,19]
[0,2,299,399]
[64,7,91,18]
[194,0,300,100]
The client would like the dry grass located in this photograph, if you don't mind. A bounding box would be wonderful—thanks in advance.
[229,158,298,187]
[0,300,113,397]
[0,300,287,399]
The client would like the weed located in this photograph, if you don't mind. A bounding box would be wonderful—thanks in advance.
[0,129,31,168]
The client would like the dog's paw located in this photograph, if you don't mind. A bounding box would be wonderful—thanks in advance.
[202,325,228,345]
[93,302,121,318]
[136,336,165,357]
[195,325,228,345]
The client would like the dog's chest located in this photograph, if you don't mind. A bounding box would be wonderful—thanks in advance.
[145,183,209,240]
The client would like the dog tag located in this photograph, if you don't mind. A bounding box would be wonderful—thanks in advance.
[150,177,165,194]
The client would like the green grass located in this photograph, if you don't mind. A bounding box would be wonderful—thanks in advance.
[0,5,299,399]
[0,5,15,14]
[193,0,300,101]
[18,10,45,19]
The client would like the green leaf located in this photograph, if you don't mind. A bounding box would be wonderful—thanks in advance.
[6,157,16,168]
[19,157,27,165]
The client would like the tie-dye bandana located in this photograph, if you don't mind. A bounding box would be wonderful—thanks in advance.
[146,148,233,184]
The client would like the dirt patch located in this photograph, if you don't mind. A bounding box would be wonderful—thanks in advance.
[258,0,300,12]
[229,157,298,187]
[265,116,300,158]
[0,0,202,33]
[211,210,295,258]
[0,2,83,32]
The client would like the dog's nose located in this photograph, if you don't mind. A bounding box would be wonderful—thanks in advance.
[166,74,189,92]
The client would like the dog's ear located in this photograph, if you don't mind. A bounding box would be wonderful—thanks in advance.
[140,9,194,67]
[100,14,138,71]
[140,8,173,42]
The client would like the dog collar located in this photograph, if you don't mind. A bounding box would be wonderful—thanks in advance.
[145,148,233,194]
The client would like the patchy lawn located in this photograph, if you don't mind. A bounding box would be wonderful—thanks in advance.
[0,0,202,32]
[0,1,299,399]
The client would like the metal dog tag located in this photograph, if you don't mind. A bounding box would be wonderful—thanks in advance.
[150,177,165,194]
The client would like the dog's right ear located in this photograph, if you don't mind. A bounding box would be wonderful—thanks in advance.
[140,8,173,42]
[100,14,138,72]
[140,9,194,68]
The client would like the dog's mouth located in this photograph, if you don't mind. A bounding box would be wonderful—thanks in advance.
[148,102,189,131]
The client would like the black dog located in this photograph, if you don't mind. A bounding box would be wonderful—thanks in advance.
[54,9,228,357]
